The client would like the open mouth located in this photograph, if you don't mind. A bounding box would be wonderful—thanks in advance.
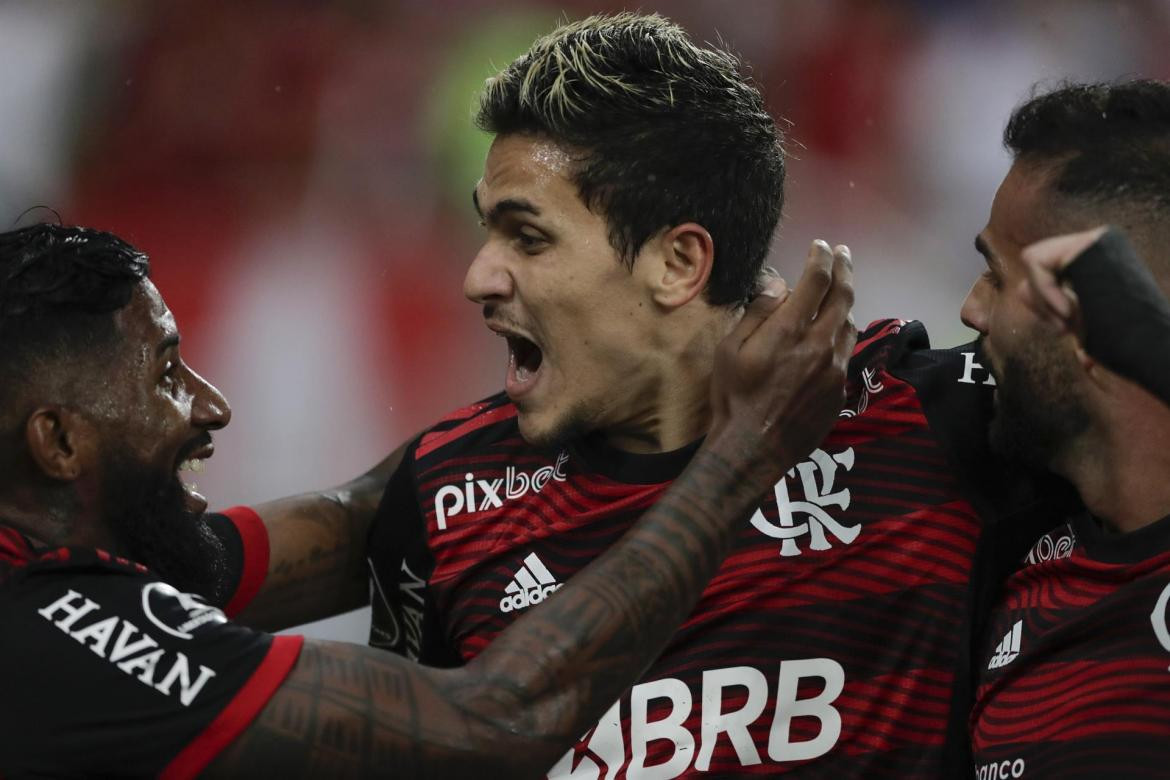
[175,441,214,515]
[508,335,543,382]
[500,332,544,399]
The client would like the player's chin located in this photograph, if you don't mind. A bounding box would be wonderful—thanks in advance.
[516,408,555,448]
[516,404,578,451]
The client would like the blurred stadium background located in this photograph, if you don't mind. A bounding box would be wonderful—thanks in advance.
[2,0,1166,639]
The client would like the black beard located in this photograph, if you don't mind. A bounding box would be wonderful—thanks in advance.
[988,337,1091,469]
[99,450,226,602]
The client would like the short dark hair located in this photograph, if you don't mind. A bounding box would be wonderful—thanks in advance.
[1005,79,1170,210]
[476,12,785,307]
[0,224,150,422]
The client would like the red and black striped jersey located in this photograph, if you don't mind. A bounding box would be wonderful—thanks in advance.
[971,511,1170,778]
[0,509,297,779]
[368,319,1064,778]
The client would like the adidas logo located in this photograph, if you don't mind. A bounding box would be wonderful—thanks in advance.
[987,620,1023,670]
[499,553,562,613]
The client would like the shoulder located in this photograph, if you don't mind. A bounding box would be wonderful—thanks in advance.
[410,391,523,466]
[1,549,300,777]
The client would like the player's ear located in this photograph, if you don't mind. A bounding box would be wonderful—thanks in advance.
[25,406,96,481]
[644,223,715,310]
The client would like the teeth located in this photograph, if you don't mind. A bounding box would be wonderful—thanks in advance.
[516,364,531,382]
[178,459,205,473]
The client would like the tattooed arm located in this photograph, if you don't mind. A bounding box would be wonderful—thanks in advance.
[206,242,856,778]
[229,444,406,631]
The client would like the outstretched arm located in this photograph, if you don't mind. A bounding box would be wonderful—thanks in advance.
[205,241,856,778]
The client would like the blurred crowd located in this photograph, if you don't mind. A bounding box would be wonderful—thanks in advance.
[2,0,1167,634]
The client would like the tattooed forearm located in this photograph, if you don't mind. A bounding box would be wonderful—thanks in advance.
[234,445,407,630]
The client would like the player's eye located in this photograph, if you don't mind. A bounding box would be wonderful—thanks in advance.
[980,268,1002,290]
[160,360,179,388]
[515,228,547,253]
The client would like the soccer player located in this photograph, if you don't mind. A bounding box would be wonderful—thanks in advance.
[0,223,857,777]
[962,80,1170,777]
[219,14,1064,776]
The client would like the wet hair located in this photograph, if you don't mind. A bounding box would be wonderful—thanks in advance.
[477,12,785,307]
[1005,80,1170,238]
[0,224,150,420]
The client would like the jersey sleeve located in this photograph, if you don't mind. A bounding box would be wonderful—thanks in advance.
[0,560,301,779]
[1064,226,1170,406]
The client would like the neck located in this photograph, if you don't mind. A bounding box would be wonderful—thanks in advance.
[1055,396,1170,533]
[601,307,736,454]
[0,481,108,551]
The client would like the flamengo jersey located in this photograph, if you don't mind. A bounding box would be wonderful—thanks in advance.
[367,320,1060,778]
[972,511,1170,778]
[0,508,298,779]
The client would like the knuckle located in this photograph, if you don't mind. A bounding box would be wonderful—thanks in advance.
[810,264,833,285]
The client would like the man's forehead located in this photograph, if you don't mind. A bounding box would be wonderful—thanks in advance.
[478,135,576,203]
[114,281,178,354]
[986,162,1076,255]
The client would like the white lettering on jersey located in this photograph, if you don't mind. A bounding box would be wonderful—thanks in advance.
[975,757,1026,779]
[38,589,217,707]
[1023,525,1076,566]
[958,351,997,386]
[751,448,860,557]
[434,451,569,529]
[546,701,624,780]
[1151,581,1170,670]
[696,666,767,770]
[630,677,694,779]
[769,658,845,762]
[547,658,845,778]
[840,367,886,418]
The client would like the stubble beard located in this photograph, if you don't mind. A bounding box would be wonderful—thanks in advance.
[518,400,592,453]
[987,336,1091,469]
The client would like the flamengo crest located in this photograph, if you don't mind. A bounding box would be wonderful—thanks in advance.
[751,447,860,557]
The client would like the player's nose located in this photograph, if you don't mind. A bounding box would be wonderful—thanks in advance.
[960,279,990,334]
[189,366,232,431]
[464,244,514,304]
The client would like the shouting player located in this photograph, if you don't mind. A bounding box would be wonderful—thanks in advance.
[220,14,1063,777]
[963,80,1170,778]
[0,223,856,776]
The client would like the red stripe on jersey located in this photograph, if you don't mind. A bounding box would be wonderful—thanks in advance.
[160,634,304,780]
[435,399,496,425]
[220,506,270,618]
[854,319,905,353]
[416,404,518,460]
[0,527,31,566]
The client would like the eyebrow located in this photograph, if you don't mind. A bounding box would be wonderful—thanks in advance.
[156,332,180,358]
[472,189,541,225]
